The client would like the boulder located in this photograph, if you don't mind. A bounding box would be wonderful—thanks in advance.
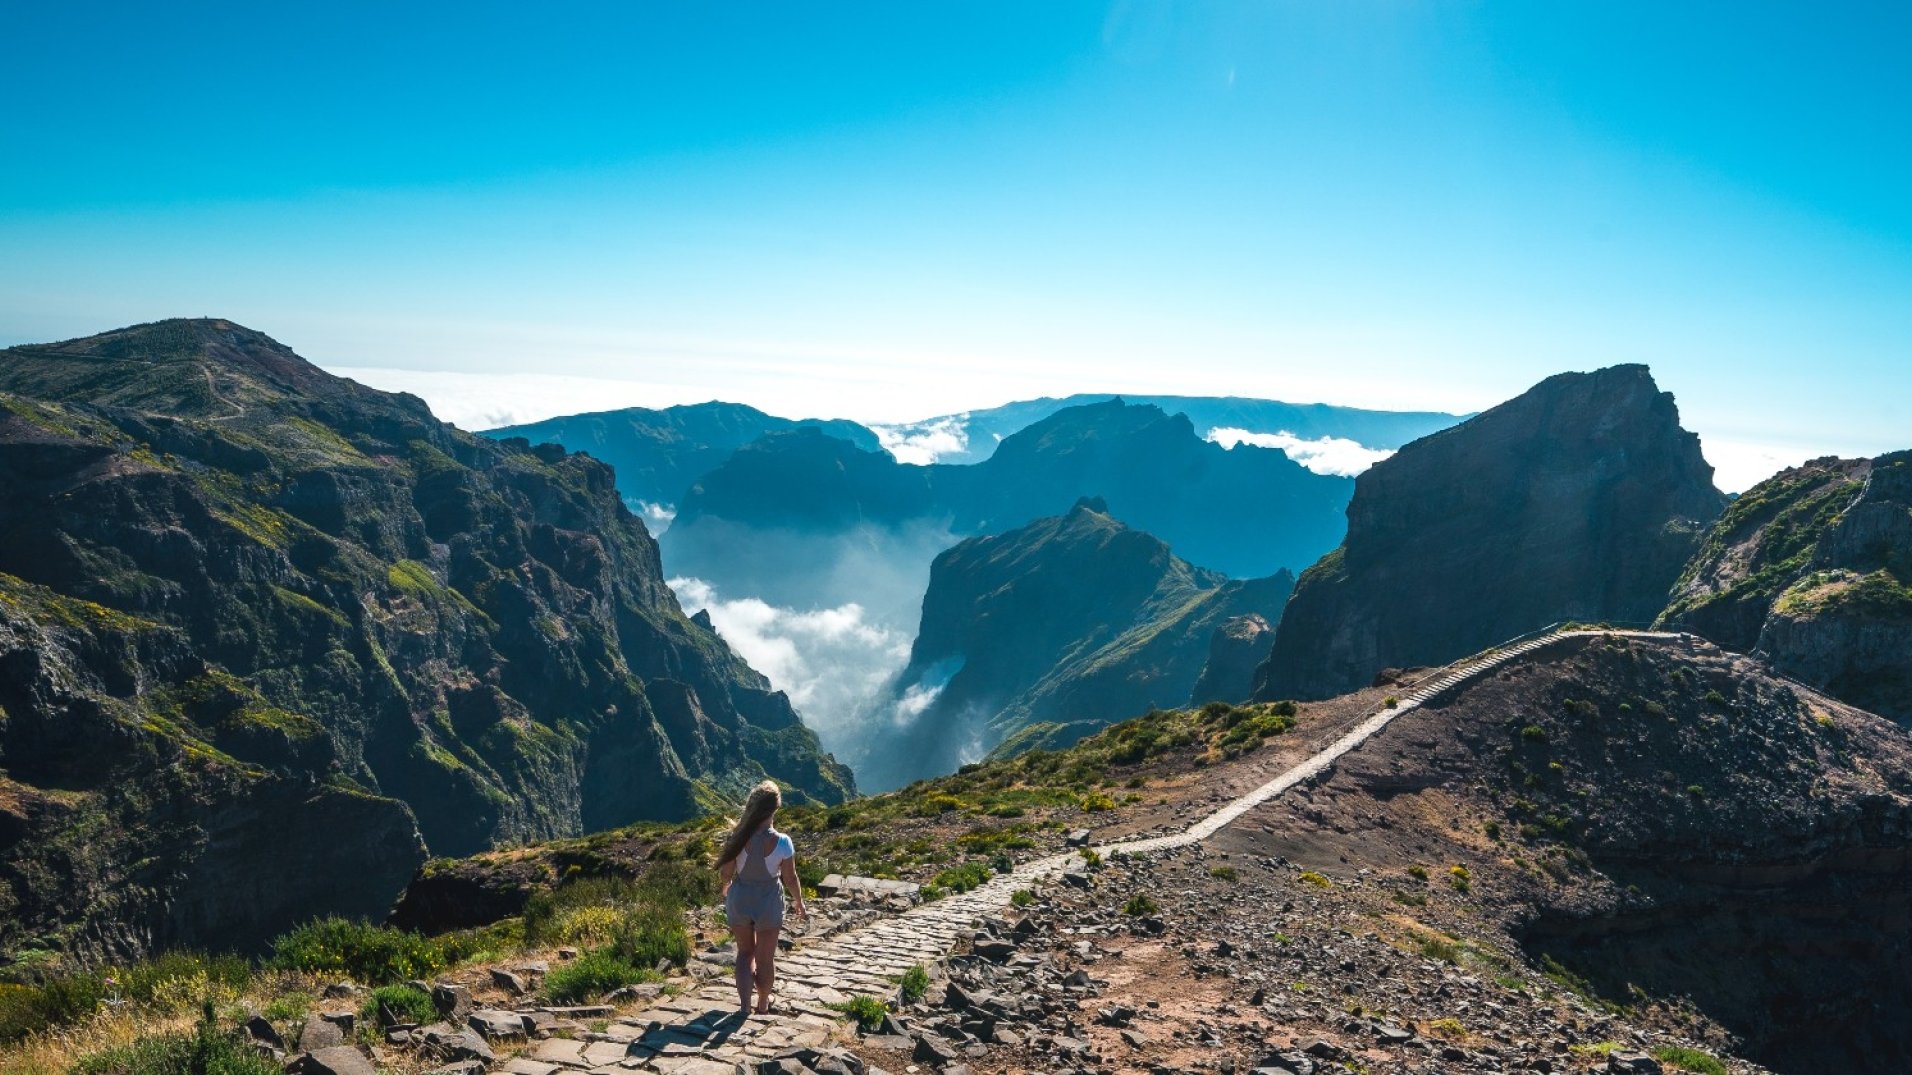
[296,1013,345,1051]
[419,1024,495,1063]
[241,1014,285,1052]
[468,1008,531,1040]
[971,937,1016,962]
[431,982,473,1024]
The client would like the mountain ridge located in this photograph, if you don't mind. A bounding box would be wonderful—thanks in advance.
[863,497,1294,789]
[483,401,881,522]
[1660,450,1912,722]
[0,317,851,963]
[872,392,1467,466]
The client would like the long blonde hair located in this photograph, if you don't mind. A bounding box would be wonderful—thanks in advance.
[716,780,782,868]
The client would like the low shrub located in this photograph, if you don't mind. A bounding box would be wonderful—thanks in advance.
[1010,889,1036,908]
[268,917,449,984]
[0,974,104,1043]
[1448,864,1472,892]
[362,984,436,1028]
[1416,936,1462,964]
[829,994,888,1030]
[1208,865,1238,881]
[544,948,656,1004]
[610,903,691,971]
[114,951,253,1012]
[1122,894,1159,916]
[1652,1046,1728,1075]
[1297,871,1332,889]
[899,964,929,1003]
[927,862,992,897]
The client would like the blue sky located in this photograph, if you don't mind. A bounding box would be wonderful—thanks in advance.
[2,1,1907,490]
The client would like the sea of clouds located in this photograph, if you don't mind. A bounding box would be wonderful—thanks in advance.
[1206,427,1396,477]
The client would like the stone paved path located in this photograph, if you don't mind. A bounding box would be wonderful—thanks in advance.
[512,628,1681,1073]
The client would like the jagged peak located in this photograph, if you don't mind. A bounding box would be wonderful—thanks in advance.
[1070,495,1112,516]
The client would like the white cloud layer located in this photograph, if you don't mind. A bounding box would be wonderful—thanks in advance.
[668,577,913,755]
[1207,427,1396,476]
[1698,436,1836,495]
[869,415,970,465]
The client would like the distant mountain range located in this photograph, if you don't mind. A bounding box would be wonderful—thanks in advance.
[663,398,1353,599]
[486,402,881,523]
[868,393,1465,466]
[480,395,1466,522]
[0,319,851,963]
[861,498,1293,790]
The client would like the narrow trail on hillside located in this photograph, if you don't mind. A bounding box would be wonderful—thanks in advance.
[518,628,1684,1074]
[201,363,246,420]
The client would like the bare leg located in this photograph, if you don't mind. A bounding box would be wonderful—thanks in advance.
[753,926,781,1013]
[730,922,757,1012]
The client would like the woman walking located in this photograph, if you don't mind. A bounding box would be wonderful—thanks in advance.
[716,780,807,1015]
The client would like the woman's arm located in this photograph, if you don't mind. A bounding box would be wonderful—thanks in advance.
[779,857,806,918]
[718,858,736,896]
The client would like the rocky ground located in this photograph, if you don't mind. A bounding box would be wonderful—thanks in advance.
[841,844,1760,1075]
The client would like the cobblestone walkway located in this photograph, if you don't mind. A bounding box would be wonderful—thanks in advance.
[510,629,1677,1073]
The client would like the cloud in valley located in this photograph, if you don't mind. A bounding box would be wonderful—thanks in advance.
[1207,427,1395,477]
[668,577,913,753]
[870,416,970,465]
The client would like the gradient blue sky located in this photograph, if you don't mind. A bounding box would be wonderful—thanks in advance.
[3,1,1907,490]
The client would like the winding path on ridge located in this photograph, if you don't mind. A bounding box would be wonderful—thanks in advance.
[513,628,1684,1075]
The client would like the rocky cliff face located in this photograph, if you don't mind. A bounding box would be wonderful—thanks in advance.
[483,402,880,524]
[0,319,850,964]
[1255,365,1725,700]
[1662,451,1912,722]
[865,499,1293,790]
[1188,614,1275,705]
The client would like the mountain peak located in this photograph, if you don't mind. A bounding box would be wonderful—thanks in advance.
[1070,495,1111,515]
[1,317,397,422]
[1256,364,1726,700]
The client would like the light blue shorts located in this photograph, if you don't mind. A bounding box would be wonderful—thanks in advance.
[726,878,786,929]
